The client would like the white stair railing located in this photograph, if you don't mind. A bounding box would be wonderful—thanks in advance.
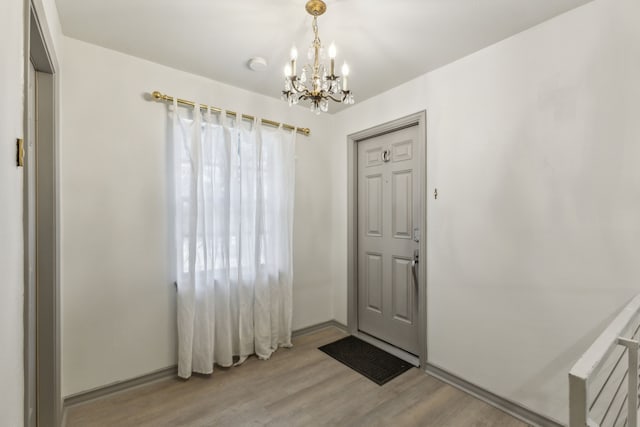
[569,295,640,427]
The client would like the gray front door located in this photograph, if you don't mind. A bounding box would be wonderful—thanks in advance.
[357,125,421,355]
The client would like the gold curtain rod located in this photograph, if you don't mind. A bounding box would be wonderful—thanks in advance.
[150,91,311,136]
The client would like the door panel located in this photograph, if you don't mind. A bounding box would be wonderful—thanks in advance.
[357,125,421,355]
[392,256,413,324]
[365,253,383,313]
[365,146,383,167]
[392,170,413,239]
[392,139,413,162]
[365,174,383,237]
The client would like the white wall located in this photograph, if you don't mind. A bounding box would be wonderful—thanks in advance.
[60,36,334,397]
[331,0,640,423]
[0,0,26,424]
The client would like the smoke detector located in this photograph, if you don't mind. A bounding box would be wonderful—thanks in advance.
[248,57,268,71]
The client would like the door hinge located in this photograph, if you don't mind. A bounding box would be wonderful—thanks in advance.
[17,138,25,167]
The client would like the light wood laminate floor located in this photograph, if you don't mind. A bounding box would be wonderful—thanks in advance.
[66,327,528,427]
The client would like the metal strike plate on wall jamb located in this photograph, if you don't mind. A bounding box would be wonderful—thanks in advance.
[17,138,25,167]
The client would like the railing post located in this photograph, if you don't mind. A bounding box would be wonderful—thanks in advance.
[619,338,639,427]
[569,373,589,427]
[569,296,640,427]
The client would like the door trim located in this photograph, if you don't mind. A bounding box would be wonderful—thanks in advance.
[23,1,61,426]
[347,111,428,368]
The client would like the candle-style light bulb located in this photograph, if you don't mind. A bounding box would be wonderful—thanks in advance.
[342,62,350,91]
[328,43,336,59]
[290,46,298,76]
[329,42,336,76]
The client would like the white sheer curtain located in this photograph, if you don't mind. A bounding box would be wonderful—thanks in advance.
[171,99,296,379]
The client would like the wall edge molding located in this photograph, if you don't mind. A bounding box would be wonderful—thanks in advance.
[425,363,564,427]
[63,320,347,412]
[63,365,178,409]
[292,319,347,338]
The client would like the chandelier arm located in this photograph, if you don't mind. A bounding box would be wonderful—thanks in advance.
[290,79,307,93]
[294,87,311,98]
[325,94,345,103]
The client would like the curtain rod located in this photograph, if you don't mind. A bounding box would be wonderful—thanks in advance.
[150,91,311,136]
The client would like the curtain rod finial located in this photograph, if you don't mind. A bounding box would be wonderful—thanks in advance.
[152,91,163,101]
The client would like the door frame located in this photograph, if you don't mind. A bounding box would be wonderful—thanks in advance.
[23,1,61,425]
[346,111,428,368]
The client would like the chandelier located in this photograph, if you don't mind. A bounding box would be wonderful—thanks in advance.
[282,0,355,114]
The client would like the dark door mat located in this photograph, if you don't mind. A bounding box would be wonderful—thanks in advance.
[318,335,413,385]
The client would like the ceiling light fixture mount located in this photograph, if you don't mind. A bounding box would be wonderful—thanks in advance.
[305,0,327,16]
[282,0,354,114]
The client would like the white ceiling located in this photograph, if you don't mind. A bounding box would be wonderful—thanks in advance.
[55,0,592,113]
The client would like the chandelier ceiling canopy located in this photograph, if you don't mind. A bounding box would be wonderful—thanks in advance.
[282,0,355,114]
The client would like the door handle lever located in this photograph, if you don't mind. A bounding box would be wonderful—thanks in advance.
[411,249,419,285]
